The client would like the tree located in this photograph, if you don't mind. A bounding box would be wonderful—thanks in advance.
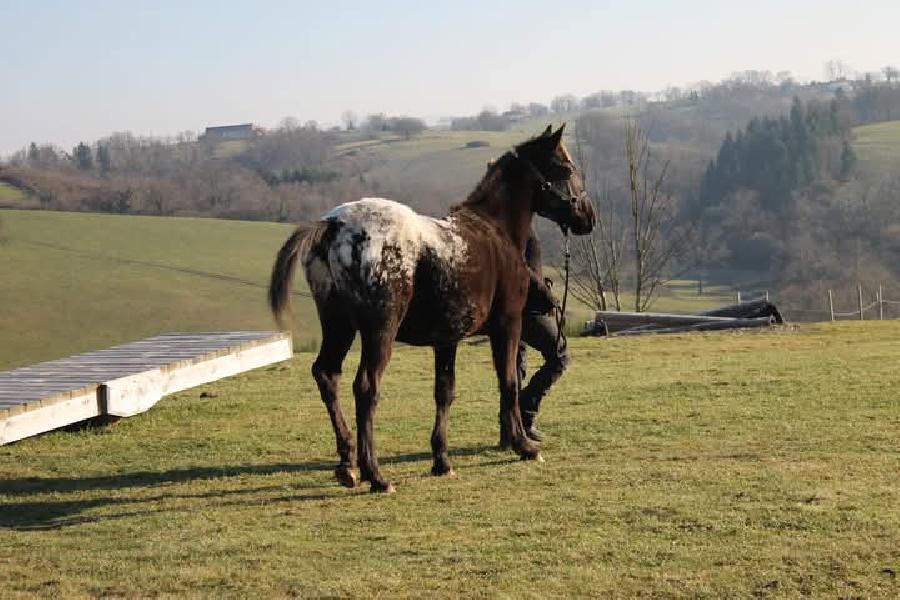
[341,110,358,131]
[624,119,687,311]
[883,65,899,85]
[95,142,111,174]
[825,59,851,81]
[568,183,626,311]
[72,142,93,170]
[527,102,549,117]
[364,113,388,132]
[567,120,685,313]
[27,142,39,165]
[839,139,857,180]
[550,94,580,114]
[391,116,426,140]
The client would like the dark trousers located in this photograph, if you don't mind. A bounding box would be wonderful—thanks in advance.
[516,313,568,415]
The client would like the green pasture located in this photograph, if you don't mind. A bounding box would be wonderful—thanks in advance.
[0,181,27,205]
[852,120,900,179]
[0,209,749,370]
[0,209,316,370]
[338,128,536,204]
[1,322,897,597]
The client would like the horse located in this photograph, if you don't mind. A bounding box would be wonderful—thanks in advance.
[268,124,595,493]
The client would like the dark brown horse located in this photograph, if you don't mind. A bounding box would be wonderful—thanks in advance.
[269,125,594,493]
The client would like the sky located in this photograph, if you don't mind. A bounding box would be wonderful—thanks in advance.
[1,0,898,155]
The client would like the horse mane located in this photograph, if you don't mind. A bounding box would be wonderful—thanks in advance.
[455,134,547,211]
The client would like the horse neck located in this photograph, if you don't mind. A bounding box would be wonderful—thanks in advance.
[462,171,535,252]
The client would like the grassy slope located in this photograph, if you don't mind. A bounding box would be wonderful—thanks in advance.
[1,322,897,597]
[0,209,317,369]
[1,209,745,370]
[852,120,900,179]
[0,181,27,206]
[340,127,536,203]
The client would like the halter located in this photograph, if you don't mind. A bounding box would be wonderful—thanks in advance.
[509,149,572,346]
[508,149,577,210]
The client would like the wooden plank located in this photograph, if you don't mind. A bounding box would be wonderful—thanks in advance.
[0,389,101,443]
[0,331,292,444]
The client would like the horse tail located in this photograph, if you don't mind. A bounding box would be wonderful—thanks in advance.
[268,222,325,327]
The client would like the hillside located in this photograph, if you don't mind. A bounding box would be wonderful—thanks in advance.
[335,128,530,209]
[0,210,753,370]
[2,323,898,597]
[852,119,900,179]
[0,210,316,369]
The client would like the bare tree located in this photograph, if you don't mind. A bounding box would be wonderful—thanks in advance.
[392,117,426,140]
[825,59,851,82]
[624,119,688,311]
[341,110,358,131]
[883,65,899,84]
[566,128,626,311]
[568,183,626,311]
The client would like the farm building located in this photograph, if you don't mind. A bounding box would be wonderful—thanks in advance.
[201,123,261,141]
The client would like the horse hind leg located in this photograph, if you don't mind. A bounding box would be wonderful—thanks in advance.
[353,323,398,493]
[311,299,358,488]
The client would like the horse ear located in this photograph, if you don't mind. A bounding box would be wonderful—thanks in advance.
[550,123,566,145]
[542,125,553,137]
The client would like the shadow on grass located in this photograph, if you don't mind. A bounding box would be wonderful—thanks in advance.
[0,444,510,530]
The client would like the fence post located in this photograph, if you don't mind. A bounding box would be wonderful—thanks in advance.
[857,283,864,321]
[765,290,769,302]
[828,289,834,321]
[736,291,742,304]
[879,285,884,320]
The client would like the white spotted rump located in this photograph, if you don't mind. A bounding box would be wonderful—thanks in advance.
[308,198,468,298]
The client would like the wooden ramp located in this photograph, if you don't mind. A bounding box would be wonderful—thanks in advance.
[0,332,293,445]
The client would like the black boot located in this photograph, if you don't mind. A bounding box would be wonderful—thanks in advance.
[522,410,543,442]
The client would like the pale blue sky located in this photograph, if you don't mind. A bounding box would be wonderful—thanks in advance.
[1,0,898,155]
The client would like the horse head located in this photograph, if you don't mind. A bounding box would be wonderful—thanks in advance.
[514,124,595,235]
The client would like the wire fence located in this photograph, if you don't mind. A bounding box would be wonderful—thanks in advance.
[734,284,899,322]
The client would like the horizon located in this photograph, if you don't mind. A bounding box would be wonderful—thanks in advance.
[2,0,898,156]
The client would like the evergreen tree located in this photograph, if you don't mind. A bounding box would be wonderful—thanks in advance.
[840,140,857,180]
[95,142,111,174]
[72,142,93,170]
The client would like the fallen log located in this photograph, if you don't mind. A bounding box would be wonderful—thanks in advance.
[595,311,738,333]
[701,299,784,324]
[584,298,786,337]
[614,316,775,336]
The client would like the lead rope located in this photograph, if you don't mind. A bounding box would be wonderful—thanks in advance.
[556,230,570,347]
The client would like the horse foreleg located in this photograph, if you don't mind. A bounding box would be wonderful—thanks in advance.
[431,343,458,476]
[490,321,541,461]
[353,326,396,493]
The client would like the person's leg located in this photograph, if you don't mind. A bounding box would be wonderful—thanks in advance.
[500,338,528,448]
[519,314,569,438]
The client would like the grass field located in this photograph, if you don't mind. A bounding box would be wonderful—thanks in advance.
[852,120,900,180]
[0,209,317,370]
[1,209,746,370]
[1,322,897,597]
[0,181,27,205]
[337,127,537,203]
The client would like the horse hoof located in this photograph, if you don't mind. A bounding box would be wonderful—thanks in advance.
[334,466,358,488]
[370,481,395,494]
[432,467,457,478]
[520,451,544,462]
